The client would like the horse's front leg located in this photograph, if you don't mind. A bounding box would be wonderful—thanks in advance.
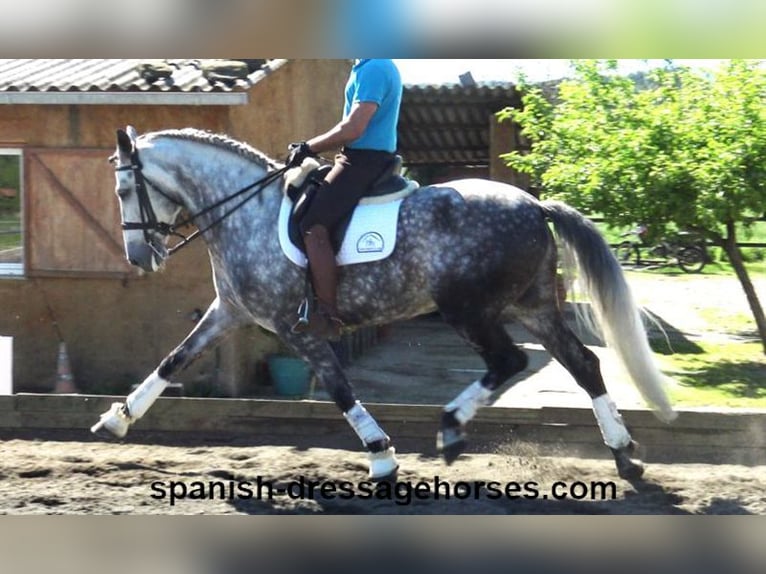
[91,298,241,438]
[279,327,399,481]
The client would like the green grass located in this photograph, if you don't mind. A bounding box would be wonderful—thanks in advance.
[628,257,766,278]
[597,219,766,245]
[615,257,766,408]
[655,340,766,408]
[0,210,22,251]
[638,277,766,408]
[0,232,20,250]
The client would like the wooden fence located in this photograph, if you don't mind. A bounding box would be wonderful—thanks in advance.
[1,394,764,466]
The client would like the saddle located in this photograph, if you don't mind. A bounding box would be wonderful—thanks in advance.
[285,155,412,253]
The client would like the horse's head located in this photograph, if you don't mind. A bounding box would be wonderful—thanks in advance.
[110,126,182,272]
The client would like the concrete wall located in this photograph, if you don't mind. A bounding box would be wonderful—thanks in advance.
[0,60,350,394]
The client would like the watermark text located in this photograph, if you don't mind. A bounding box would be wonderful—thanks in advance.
[150,475,618,506]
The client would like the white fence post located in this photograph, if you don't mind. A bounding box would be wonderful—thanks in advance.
[0,336,11,394]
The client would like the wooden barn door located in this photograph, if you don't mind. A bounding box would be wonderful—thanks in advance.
[25,148,131,276]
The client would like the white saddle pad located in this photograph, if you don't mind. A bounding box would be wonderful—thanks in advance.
[278,184,416,267]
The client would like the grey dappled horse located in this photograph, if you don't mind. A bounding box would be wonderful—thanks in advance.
[92,126,676,482]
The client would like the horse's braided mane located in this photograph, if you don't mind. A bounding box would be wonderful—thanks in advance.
[146,128,280,169]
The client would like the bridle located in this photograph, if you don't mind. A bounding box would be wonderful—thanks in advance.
[114,147,289,256]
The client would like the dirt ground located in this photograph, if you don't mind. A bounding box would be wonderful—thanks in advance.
[1,437,765,515]
[1,274,764,515]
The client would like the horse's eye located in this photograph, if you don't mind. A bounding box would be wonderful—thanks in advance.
[108,154,118,165]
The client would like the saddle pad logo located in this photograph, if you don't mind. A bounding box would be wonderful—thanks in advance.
[357,232,384,253]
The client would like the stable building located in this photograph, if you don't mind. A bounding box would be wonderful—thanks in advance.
[0,59,526,396]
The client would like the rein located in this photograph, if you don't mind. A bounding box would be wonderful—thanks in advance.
[118,149,289,256]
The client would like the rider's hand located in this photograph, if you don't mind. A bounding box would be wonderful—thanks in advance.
[286,142,315,167]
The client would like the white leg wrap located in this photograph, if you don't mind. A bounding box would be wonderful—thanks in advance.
[344,402,398,479]
[445,380,493,425]
[343,402,388,445]
[592,394,632,449]
[91,371,169,438]
[125,371,169,420]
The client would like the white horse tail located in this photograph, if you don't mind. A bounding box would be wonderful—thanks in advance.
[540,200,677,423]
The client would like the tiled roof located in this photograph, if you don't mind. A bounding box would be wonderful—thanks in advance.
[0,60,525,166]
[398,81,522,166]
[0,59,280,93]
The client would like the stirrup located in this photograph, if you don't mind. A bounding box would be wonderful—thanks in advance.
[291,298,311,334]
[291,299,343,341]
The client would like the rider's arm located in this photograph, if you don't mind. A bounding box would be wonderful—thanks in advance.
[305,101,378,154]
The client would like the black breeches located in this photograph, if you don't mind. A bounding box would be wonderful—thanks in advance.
[298,148,395,234]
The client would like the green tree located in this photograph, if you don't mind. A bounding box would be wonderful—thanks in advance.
[499,59,766,353]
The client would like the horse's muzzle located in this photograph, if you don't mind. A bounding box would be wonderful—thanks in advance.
[126,240,164,272]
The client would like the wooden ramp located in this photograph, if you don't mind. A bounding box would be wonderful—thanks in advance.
[1,394,764,466]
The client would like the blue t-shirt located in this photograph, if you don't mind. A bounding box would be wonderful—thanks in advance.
[344,59,402,153]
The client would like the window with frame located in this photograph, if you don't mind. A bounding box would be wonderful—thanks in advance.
[0,149,23,277]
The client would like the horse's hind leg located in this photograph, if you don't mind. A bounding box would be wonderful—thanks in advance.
[515,306,644,480]
[437,315,529,463]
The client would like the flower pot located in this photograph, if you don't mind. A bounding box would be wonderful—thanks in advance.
[267,356,311,398]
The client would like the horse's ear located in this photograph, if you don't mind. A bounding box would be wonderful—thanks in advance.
[126,125,138,142]
[116,129,133,155]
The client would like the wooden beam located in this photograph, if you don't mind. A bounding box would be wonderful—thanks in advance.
[2,395,765,465]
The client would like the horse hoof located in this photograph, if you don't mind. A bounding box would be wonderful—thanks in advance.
[617,458,645,481]
[437,426,466,465]
[90,402,131,438]
[611,442,644,481]
[368,446,399,482]
[441,440,466,466]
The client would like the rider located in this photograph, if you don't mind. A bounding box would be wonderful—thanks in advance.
[286,59,403,340]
